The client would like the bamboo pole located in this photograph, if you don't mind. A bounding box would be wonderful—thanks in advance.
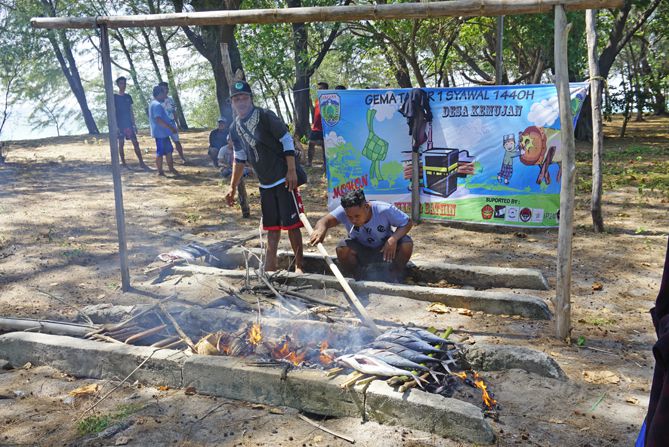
[411,151,421,223]
[31,0,624,30]
[100,24,131,292]
[586,10,604,232]
[291,193,381,336]
[0,317,96,337]
[554,5,576,341]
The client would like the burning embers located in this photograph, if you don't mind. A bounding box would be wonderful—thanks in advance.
[247,323,262,347]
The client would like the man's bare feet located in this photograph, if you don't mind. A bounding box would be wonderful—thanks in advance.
[294,267,304,275]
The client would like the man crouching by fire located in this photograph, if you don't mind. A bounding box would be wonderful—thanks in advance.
[309,189,413,282]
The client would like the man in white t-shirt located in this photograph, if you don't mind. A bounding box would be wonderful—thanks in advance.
[310,188,413,281]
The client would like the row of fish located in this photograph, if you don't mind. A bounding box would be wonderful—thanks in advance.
[336,327,459,388]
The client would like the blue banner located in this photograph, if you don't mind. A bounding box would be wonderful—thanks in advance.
[321,83,588,227]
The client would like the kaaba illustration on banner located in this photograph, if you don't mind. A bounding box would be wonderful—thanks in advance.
[421,148,475,198]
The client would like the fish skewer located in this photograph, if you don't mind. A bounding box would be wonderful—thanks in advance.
[336,354,424,388]
[367,340,458,372]
[386,327,457,346]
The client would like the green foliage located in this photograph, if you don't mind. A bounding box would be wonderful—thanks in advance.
[76,403,143,436]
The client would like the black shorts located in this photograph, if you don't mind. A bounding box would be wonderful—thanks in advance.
[337,235,413,264]
[309,130,323,142]
[260,185,304,231]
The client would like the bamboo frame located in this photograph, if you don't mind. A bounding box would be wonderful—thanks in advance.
[554,5,576,340]
[32,0,623,29]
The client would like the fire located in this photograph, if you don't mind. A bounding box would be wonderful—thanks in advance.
[319,341,334,365]
[454,371,468,380]
[247,323,262,347]
[472,372,497,409]
[273,340,305,366]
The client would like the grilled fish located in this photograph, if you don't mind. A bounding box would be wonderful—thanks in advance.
[336,354,424,388]
[367,340,457,372]
[375,333,447,354]
[357,348,442,381]
[387,327,456,346]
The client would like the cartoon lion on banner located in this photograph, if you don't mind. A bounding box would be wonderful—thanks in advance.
[518,126,562,185]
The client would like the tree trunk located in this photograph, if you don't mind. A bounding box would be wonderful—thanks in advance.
[586,9,604,233]
[288,0,310,138]
[45,31,99,134]
[139,27,164,83]
[495,15,504,85]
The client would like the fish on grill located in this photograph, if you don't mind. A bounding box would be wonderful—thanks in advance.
[356,348,442,382]
[336,354,424,388]
[366,340,458,373]
[386,327,457,346]
[375,333,447,354]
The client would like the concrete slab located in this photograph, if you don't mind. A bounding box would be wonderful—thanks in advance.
[172,266,552,320]
[0,332,495,444]
[0,332,186,387]
[223,247,549,290]
[183,355,495,444]
[464,343,567,380]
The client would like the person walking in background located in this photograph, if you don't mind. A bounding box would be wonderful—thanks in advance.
[149,85,179,177]
[307,81,328,168]
[114,76,148,170]
[158,81,187,164]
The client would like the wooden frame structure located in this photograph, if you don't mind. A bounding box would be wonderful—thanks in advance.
[32,0,623,339]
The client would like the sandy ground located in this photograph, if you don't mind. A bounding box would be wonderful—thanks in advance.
[0,116,667,446]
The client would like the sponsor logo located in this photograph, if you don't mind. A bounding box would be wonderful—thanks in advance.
[531,208,544,223]
[494,205,506,219]
[481,205,494,220]
[320,93,341,127]
[519,207,532,222]
[505,206,519,222]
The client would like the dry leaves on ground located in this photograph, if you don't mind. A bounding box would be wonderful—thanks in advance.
[582,370,620,384]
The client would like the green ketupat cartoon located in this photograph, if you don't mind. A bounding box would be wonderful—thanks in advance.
[361,108,388,180]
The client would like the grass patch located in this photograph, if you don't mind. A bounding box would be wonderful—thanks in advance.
[581,316,617,327]
[576,144,669,196]
[76,403,143,436]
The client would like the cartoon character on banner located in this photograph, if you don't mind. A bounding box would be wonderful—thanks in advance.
[518,126,561,185]
[497,133,521,185]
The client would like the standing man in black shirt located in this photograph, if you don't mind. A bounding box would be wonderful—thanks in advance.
[225,80,305,274]
[114,76,148,169]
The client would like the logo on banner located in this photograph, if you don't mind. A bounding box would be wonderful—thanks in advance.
[519,207,532,222]
[320,94,341,126]
[494,206,506,219]
[505,206,519,222]
[531,208,544,223]
[481,205,493,220]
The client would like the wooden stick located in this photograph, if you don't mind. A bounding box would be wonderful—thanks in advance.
[124,324,168,344]
[399,372,430,393]
[106,295,175,332]
[325,367,344,377]
[554,5,576,341]
[298,413,355,444]
[99,24,130,292]
[158,303,196,351]
[280,289,346,309]
[291,195,380,336]
[151,335,180,348]
[0,317,96,337]
[32,0,625,30]
[340,371,364,388]
[90,333,125,344]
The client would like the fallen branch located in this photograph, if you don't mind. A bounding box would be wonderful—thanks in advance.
[0,317,96,337]
[298,413,355,444]
[35,288,95,326]
[124,324,168,344]
[77,348,160,420]
[158,303,195,351]
[105,294,176,333]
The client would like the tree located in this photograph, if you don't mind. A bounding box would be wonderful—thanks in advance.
[35,0,100,134]
[173,0,244,118]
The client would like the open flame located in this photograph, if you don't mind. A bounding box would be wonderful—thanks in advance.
[472,372,497,409]
[247,323,262,347]
[319,341,334,365]
[273,340,305,366]
[454,371,468,380]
